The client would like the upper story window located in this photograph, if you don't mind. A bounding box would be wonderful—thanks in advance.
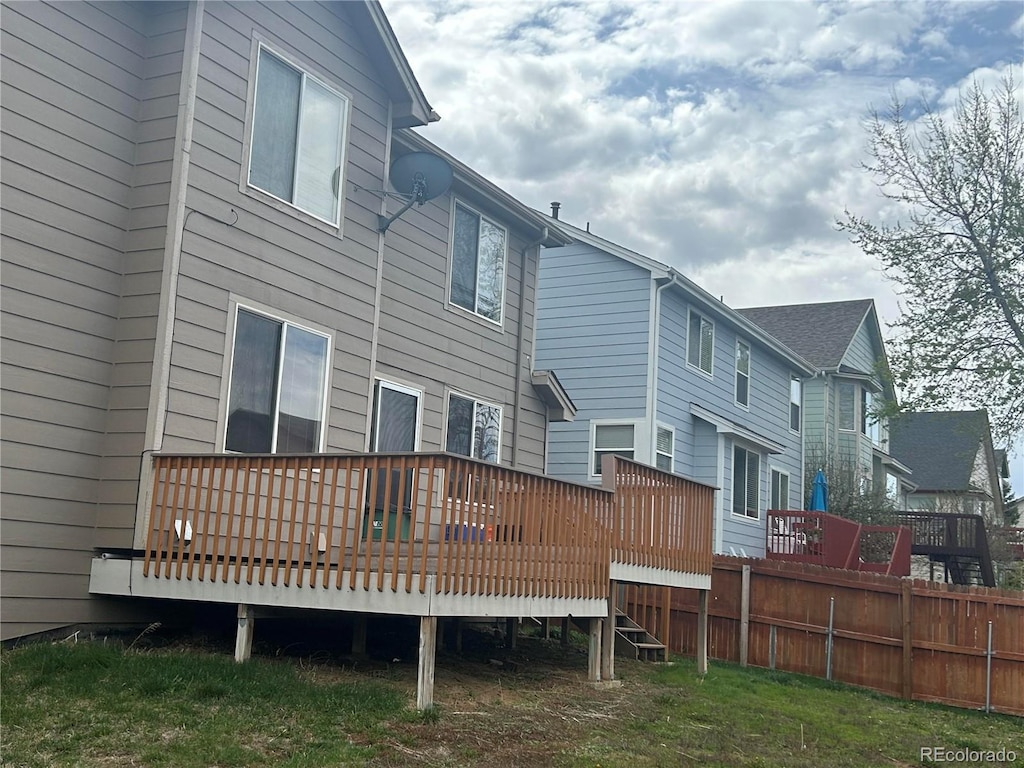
[592,423,636,476]
[770,468,790,511]
[861,389,880,445]
[735,340,750,407]
[656,425,674,472]
[248,44,349,227]
[838,381,856,431]
[687,310,714,376]
[225,306,330,454]
[732,445,760,519]
[790,377,802,433]
[446,393,502,463]
[450,201,507,325]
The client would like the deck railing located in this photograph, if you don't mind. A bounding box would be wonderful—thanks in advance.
[600,456,715,576]
[143,453,612,601]
[766,510,911,576]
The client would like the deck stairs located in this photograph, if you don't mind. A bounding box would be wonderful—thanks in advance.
[613,610,666,662]
[898,512,996,587]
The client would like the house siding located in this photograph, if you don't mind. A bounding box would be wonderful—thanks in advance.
[0,0,182,639]
[535,244,652,483]
[376,184,548,472]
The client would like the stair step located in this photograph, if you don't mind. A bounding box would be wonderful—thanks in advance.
[615,626,646,634]
[634,642,666,650]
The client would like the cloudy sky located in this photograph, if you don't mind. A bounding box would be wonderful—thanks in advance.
[381,0,1023,493]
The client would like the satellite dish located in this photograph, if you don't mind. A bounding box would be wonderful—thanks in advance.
[378,151,454,232]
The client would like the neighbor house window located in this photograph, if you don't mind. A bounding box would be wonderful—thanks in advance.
[732,445,760,519]
[885,472,899,503]
[687,310,714,375]
[656,425,674,472]
[593,423,636,475]
[735,340,750,407]
[838,382,855,431]
[790,377,802,433]
[861,389,880,445]
[370,381,421,452]
[446,393,502,463]
[450,201,507,324]
[248,45,348,226]
[770,469,790,511]
[225,307,330,454]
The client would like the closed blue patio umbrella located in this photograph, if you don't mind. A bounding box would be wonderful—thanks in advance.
[809,469,828,512]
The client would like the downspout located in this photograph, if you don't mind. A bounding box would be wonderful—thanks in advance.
[511,226,548,468]
[648,275,673,460]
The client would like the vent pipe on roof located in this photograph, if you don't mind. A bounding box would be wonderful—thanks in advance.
[550,201,561,219]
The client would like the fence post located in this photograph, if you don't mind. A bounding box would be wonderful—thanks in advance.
[985,620,993,713]
[768,624,777,670]
[739,564,751,667]
[901,580,913,700]
[825,596,835,681]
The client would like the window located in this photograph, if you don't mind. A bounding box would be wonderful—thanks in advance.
[450,202,507,324]
[790,377,802,433]
[838,381,855,431]
[593,423,636,475]
[225,307,330,453]
[732,445,760,519]
[770,469,790,511]
[248,45,348,226]
[861,389,880,445]
[735,340,750,407]
[885,472,899,502]
[687,310,714,375]
[371,381,420,452]
[446,393,502,463]
[656,425,674,472]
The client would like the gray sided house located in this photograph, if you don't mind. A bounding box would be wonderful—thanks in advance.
[536,222,815,558]
[889,411,1005,526]
[737,299,914,507]
[1,0,575,642]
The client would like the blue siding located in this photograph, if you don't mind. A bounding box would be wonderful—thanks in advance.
[536,243,651,483]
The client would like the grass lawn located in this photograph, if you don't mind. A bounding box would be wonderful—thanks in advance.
[2,630,1021,767]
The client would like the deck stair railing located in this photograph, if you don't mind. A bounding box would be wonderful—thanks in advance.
[897,511,996,587]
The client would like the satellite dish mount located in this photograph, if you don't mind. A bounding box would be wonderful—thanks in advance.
[378,152,453,233]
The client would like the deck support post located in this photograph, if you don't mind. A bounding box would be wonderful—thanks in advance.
[505,617,517,649]
[234,604,254,663]
[696,589,709,676]
[416,616,437,711]
[560,617,570,646]
[352,614,368,658]
[588,618,602,682]
[601,580,617,680]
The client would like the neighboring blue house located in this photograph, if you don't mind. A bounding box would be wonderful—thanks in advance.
[535,220,815,557]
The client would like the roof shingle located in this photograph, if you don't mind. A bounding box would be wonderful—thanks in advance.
[888,411,991,493]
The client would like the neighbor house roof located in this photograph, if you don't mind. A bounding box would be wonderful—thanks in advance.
[888,411,992,493]
[736,299,875,371]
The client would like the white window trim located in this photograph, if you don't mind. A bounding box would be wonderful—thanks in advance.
[446,198,509,328]
[655,423,675,473]
[589,418,643,480]
[443,389,504,463]
[731,443,762,522]
[219,299,333,454]
[371,378,423,452]
[770,467,791,511]
[789,376,802,435]
[734,339,750,410]
[240,36,352,235]
[686,309,715,378]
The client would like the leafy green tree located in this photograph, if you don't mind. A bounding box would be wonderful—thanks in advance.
[840,75,1024,445]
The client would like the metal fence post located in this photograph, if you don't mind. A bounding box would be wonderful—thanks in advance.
[826,596,835,681]
[985,620,993,713]
[769,624,777,670]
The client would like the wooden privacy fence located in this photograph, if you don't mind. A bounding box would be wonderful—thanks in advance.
[600,456,715,575]
[636,556,1024,715]
[143,452,611,601]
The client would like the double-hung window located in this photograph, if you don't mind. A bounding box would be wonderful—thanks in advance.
[861,389,880,445]
[248,45,348,226]
[735,340,750,407]
[593,423,636,475]
[225,307,330,454]
[790,377,802,433]
[770,468,790,511]
[446,393,502,463]
[837,382,856,431]
[450,202,507,324]
[655,425,674,472]
[732,445,760,519]
[687,310,714,375]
